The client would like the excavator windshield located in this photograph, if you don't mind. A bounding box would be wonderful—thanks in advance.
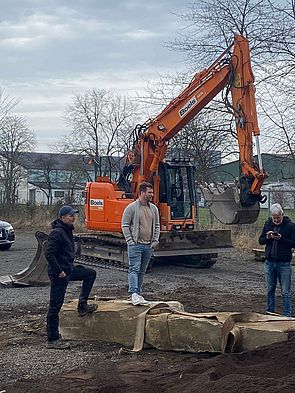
[159,160,196,221]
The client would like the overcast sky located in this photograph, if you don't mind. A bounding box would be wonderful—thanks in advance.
[0,0,188,151]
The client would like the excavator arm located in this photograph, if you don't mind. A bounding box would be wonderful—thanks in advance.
[127,35,267,223]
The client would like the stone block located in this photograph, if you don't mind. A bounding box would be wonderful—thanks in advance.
[145,313,222,352]
[59,299,295,354]
[60,299,183,347]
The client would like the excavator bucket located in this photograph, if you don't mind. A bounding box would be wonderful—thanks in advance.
[200,184,260,225]
[0,231,49,288]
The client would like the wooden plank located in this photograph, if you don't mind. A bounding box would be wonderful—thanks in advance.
[252,248,295,265]
[252,248,265,261]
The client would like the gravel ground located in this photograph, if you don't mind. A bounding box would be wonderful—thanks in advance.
[0,229,289,392]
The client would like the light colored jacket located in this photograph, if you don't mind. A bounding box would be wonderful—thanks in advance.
[121,199,160,248]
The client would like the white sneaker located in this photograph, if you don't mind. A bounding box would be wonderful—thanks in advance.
[138,295,150,305]
[131,293,142,306]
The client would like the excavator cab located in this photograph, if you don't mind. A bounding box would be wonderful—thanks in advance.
[158,159,197,229]
[159,159,195,220]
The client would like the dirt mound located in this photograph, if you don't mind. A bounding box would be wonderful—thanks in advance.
[8,338,295,393]
[2,232,294,393]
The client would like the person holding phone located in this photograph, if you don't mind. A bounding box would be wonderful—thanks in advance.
[259,203,295,317]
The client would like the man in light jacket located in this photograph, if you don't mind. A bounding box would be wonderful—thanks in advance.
[122,182,160,306]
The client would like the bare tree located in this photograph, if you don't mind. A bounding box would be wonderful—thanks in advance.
[139,0,295,183]
[259,0,295,79]
[61,89,140,178]
[259,84,295,160]
[0,88,21,121]
[63,159,89,204]
[169,111,237,182]
[32,156,59,205]
[0,115,35,205]
[167,0,279,72]
[271,189,295,209]
[135,1,274,183]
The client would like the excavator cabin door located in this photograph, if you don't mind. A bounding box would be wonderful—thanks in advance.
[158,160,196,228]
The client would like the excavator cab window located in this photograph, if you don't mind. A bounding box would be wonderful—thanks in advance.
[160,162,195,220]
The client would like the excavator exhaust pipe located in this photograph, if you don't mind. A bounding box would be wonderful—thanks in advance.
[0,231,49,288]
[200,184,260,225]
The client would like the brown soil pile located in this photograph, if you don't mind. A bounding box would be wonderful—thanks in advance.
[8,337,295,393]
[2,232,294,393]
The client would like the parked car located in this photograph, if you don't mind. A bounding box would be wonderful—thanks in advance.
[0,220,15,250]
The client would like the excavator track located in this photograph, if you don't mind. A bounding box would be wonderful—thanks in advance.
[75,232,129,270]
[74,233,128,271]
[75,254,128,272]
[0,229,233,288]
[75,230,233,271]
[76,232,126,245]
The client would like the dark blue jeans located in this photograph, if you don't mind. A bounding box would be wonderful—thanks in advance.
[264,260,292,317]
[47,265,96,341]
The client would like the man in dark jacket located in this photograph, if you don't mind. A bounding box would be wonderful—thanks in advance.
[46,205,97,349]
[259,203,295,317]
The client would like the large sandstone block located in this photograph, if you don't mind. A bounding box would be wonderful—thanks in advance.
[60,299,295,353]
[60,299,184,347]
[236,320,293,351]
[145,313,222,352]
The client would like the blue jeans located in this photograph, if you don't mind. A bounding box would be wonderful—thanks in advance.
[128,243,153,295]
[264,260,292,317]
[47,265,96,341]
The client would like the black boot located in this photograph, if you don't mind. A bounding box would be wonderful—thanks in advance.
[77,302,98,317]
[47,340,70,350]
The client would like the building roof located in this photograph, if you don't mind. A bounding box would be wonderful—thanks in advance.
[28,180,86,190]
[209,153,295,184]
[18,152,89,170]
[0,151,124,171]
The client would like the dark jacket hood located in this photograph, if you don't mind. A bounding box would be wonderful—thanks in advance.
[51,219,74,231]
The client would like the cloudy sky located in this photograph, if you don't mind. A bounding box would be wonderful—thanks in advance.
[0,0,188,151]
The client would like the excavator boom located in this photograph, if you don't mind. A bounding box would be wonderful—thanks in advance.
[127,35,267,224]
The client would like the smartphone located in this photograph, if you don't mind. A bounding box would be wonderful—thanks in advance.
[272,232,279,236]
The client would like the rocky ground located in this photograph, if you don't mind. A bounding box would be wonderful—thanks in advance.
[1,231,295,393]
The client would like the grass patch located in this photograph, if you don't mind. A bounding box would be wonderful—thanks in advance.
[2,204,291,252]
[0,204,85,232]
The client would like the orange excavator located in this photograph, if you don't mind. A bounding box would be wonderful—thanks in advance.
[77,34,267,269]
[0,35,268,287]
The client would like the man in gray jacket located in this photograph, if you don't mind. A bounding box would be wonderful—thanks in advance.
[122,182,160,306]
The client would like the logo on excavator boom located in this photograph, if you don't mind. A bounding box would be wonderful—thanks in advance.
[179,96,197,118]
[90,198,104,210]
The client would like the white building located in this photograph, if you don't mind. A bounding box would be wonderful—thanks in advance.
[0,152,122,205]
